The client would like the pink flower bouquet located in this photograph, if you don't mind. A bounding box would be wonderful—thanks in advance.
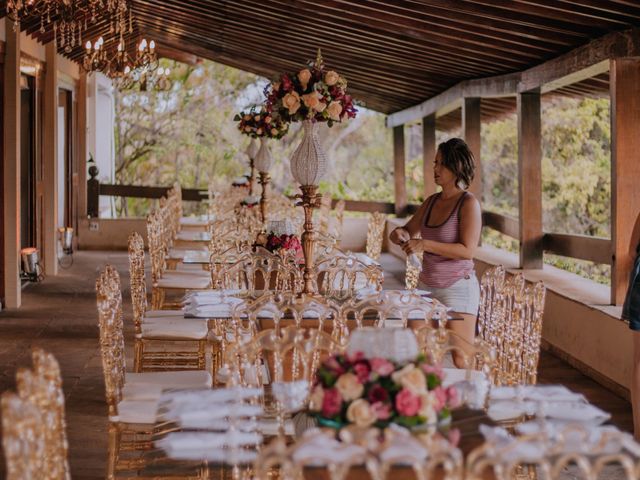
[265,232,304,263]
[234,108,289,139]
[308,353,459,430]
[264,51,358,127]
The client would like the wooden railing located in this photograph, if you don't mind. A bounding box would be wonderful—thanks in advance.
[87,179,612,266]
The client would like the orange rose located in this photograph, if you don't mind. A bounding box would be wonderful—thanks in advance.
[282,91,301,115]
[302,92,321,110]
[327,101,343,121]
[315,101,327,113]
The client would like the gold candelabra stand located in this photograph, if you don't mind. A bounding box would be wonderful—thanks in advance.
[258,172,270,225]
[296,185,322,295]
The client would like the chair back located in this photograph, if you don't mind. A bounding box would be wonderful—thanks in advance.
[96,265,127,418]
[366,211,386,261]
[316,255,383,301]
[1,392,46,480]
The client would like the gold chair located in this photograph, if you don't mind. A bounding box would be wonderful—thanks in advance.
[96,265,211,478]
[316,254,384,301]
[225,326,342,437]
[128,232,207,372]
[210,247,303,293]
[478,266,546,386]
[1,392,46,479]
[15,349,71,480]
[405,256,420,290]
[147,209,211,309]
[366,211,386,261]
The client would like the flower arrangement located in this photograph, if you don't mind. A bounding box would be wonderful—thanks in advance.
[308,353,459,430]
[264,50,357,127]
[240,195,260,207]
[234,107,289,139]
[264,232,303,262]
[232,176,250,188]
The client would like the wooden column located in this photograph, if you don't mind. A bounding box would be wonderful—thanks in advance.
[517,90,543,269]
[611,59,640,305]
[3,19,21,308]
[43,41,58,276]
[393,125,407,216]
[422,113,437,198]
[463,97,482,200]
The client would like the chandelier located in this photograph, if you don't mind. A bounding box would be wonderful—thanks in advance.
[82,36,157,78]
[6,0,133,53]
[115,64,173,92]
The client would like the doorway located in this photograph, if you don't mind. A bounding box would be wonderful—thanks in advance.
[20,74,37,253]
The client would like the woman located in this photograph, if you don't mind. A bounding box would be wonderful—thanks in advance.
[389,138,482,367]
[623,212,640,439]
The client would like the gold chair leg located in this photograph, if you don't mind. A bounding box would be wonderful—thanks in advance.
[134,339,144,373]
[107,423,120,480]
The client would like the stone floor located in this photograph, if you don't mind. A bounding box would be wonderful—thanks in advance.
[0,251,633,479]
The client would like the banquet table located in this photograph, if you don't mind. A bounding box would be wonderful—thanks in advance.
[140,407,495,480]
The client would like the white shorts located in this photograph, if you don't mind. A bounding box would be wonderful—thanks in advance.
[419,273,480,315]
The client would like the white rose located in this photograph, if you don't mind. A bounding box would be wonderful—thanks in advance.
[335,372,364,401]
[346,399,376,427]
[391,364,427,394]
[324,70,340,86]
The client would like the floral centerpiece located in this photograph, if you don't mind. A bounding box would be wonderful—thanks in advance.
[264,50,357,126]
[308,353,459,430]
[264,233,304,263]
[232,176,250,188]
[234,108,289,139]
[240,195,260,207]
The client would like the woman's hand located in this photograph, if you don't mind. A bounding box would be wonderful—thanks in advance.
[390,227,411,245]
[402,239,427,256]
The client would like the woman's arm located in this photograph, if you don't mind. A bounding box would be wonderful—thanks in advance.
[629,212,640,256]
[389,198,430,245]
[402,194,482,260]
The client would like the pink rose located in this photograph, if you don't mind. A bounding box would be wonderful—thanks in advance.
[370,358,394,377]
[448,428,461,447]
[371,401,391,420]
[353,362,371,383]
[395,388,421,417]
[421,363,443,378]
[446,386,460,409]
[321,388,342,417]
[324,357,345,376]
[433,386,447,411]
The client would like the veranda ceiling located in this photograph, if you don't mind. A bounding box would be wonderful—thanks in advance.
[4,0,640,114]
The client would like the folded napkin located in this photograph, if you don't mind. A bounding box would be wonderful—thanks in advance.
[515,421,638,456]
[160,386,262,408]
[157,432,261,462]
[479,424,547,463]
[292,429,367,466]
[490,385,585,403]
[488,399,609,425]
[162,404,264,427]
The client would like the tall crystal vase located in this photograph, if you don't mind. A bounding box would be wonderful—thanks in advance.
[290,120,327,295]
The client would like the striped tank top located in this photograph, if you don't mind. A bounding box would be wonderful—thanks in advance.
[419,192,474,288]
